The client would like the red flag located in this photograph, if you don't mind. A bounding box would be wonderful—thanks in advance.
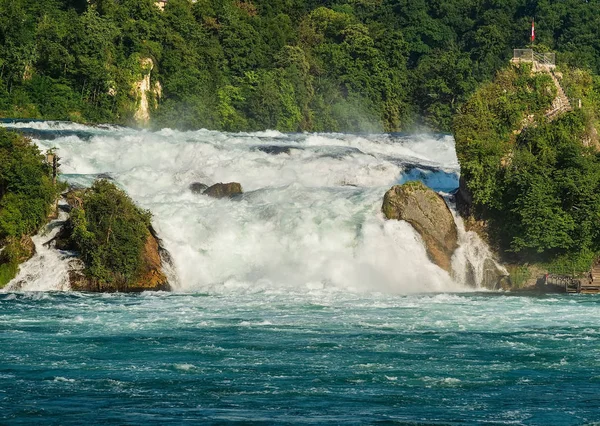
[531,20,535,42]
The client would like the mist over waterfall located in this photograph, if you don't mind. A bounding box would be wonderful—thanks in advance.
[3,122,491,294]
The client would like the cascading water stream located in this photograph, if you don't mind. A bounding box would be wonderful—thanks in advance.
[2,122,498,293]
[451,210,508,289]
[4,202,72,292]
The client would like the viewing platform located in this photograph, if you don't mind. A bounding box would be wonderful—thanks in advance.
[546,262,600,294]
[511,49,556,72]
[565,279,600,294]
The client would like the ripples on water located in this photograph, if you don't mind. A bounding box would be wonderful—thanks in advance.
[1,292,599,424]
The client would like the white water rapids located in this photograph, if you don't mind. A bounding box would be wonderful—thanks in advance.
[2,122,500,294]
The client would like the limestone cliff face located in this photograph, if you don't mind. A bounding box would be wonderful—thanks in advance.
[382,182,458,272]
[133,58,161,126]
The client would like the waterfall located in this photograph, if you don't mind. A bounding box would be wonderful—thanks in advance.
[4,201,72,292]
[2,121,503,293]
[451,211,508,290]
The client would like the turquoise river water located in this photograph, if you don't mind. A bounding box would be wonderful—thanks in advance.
[1,292,599,424]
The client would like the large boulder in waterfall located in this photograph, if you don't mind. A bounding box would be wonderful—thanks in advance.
[382,181,458,272]
[204,182,243,199]
[482,258,511,290]
[462,257,510,290]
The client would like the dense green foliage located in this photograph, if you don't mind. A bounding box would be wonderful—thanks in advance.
[0,129,57,239]
[0,128,57,286]
[68,180,152,289]
[454,64,600,272]
[2,0,600,132]
[454,64,556,208]
[0,237,32,287]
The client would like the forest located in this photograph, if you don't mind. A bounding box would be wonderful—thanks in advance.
[1,0,599,132]
[454,63,600,273]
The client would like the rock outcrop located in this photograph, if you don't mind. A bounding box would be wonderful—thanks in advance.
[16,235,36,263]
[189,182,208,194]
[204,182,243,199]
[481,258,511,290]
[69,231,170,293]
[255,145,295,155]
[133,58,161,126]
[58,183,172,293]
[0,235,36,288]
[382,181,458,272]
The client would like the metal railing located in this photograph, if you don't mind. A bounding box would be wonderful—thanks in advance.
[513,49,555,67]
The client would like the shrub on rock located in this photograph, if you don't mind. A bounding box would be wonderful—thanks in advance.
[67,180,169,292]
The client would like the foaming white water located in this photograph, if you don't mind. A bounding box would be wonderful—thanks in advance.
[2,120,126,132]
[5,123,487,294]
[451,212,508,289]
[5,204,72,292]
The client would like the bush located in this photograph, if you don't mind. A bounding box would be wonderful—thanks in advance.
[0,236,34,287]
[68,180,152,288]
[0,129,58,241]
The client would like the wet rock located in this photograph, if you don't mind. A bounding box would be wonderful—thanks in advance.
[382,181,458,272]
[189,182,208,194]
[255,145,294,155]
[0,236,36,287]
[464,259,477,288]
[482,258,510,290]
[455,176,473,218]
[204,182,243,199]
[0,235,36,265]
[67,258,90,291]
[17,236,36,263]
[65,189,85,210]
[128,232,171,292]
[462,257,510,290]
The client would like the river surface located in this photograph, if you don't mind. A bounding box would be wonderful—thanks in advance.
[0,122,599,424]
[1,292,599,425]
